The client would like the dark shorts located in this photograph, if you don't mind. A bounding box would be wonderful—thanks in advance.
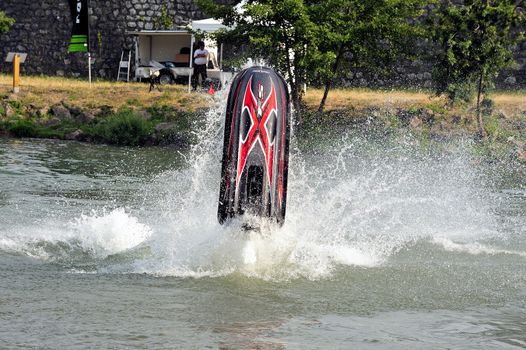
[192,64,207,89]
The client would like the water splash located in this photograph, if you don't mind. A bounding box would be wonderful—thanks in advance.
[0,208,151,261]
[1,87,523,281]
[69,208,152,255]
[432,237,526,258]
[112,99,510,280]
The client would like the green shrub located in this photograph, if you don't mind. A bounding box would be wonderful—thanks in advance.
[6,119,37,137]
[92,109,152,146]
[438,79,476,105]
[8,100,22,110]
[0,10,15,34]
[481,98,494,116]
[172,110,195,131]
[153,5,173,30]
[3,100,24,117]
[426,103,448,115]
[0,117,77,139]
[483,114,515,143]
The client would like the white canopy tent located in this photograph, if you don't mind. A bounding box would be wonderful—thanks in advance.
[191,18,229,33]
[127,18,232,92]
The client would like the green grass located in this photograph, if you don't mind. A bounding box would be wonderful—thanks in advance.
[425,102,448,115]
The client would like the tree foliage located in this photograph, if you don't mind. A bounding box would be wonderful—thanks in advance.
[197,0,426,116]
[153,5,174,30]
[197,0,325,116]
[314,0,427,112]
[0,10,15,34]
[429,0,526,137]
[198,0,526,133]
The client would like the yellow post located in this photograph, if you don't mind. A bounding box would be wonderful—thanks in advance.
[13,54,20,94]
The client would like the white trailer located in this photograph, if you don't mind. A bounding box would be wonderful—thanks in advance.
[127,18,232,91]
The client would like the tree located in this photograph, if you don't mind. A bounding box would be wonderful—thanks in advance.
[429,0,526,138]
[0,10,15,34]
[196,0,427,118]
[197,0,325,118]
[314,0,427,113]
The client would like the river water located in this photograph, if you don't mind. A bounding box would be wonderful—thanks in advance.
[1,95,525,349]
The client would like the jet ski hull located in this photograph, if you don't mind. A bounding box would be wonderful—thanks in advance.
[217,67,291,225]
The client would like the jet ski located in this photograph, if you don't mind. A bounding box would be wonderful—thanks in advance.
[217,66,291,226]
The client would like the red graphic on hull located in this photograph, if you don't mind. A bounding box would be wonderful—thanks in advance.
[236,77,277,189]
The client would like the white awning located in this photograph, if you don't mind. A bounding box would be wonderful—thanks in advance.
[191,18,231,33]
[126,30,190,36]
[127,18,232,36]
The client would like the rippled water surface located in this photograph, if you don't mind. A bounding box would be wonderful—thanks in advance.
[1,95,525,349]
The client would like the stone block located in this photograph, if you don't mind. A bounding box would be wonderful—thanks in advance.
[50,104,72,120]
[65,129,85,141]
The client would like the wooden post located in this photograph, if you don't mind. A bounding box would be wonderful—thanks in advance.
[13,54,20,93]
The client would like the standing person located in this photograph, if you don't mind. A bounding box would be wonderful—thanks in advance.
[192,41,208,90]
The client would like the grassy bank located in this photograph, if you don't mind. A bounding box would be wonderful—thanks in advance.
[1,75,525,164]
[0,74,208,111]
[302,87,526,165]
[0,75,208,146]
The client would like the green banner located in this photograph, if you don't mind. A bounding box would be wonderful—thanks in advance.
[68,34,88,53]
[68,0,89,53]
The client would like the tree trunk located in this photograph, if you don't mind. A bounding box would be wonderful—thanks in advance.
[318,80,331,114]
[318,44,345,113]
[475,71,487,139]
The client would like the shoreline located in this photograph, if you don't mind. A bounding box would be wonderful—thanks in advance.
[1,75,525,164]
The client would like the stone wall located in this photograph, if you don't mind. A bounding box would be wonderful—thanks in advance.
[1,1,525,88]
[337,2,526,90]
[0,0,206,79]
[342,40,526,90]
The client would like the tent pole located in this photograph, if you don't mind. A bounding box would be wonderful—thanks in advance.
[188,35,195,93]
[220,43,223,71]
[220,42,224,87]
[134,36,139,81]
[88,0,92,87]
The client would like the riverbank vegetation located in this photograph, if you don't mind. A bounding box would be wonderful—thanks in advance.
[0,75,208,146]
[1,75,525,165]
[0,9,15,34]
